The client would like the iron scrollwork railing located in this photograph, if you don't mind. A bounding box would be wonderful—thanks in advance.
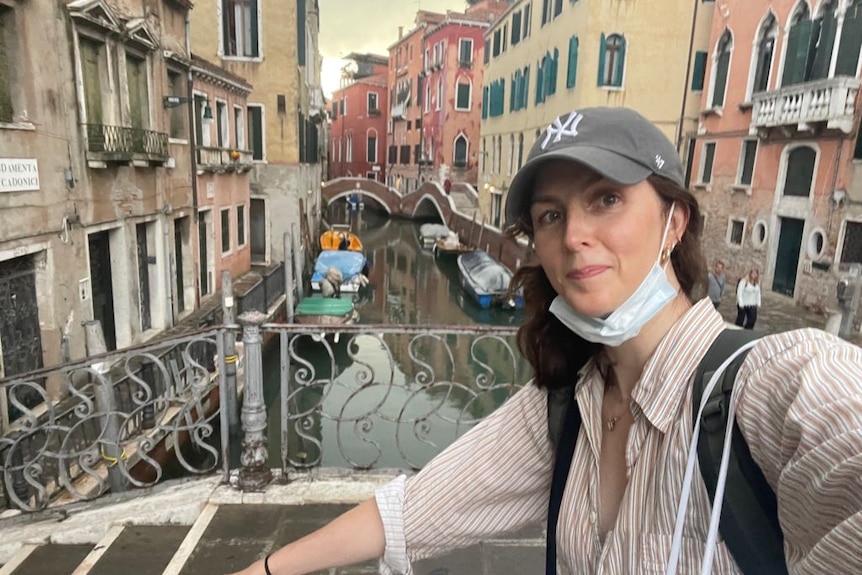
[0,329,223,511]
[267,324,530,472]
[84,124,169,160]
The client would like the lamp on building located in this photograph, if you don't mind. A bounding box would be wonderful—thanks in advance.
[163,94,214,122]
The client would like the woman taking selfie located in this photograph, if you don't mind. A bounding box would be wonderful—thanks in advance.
[227,108,862,575]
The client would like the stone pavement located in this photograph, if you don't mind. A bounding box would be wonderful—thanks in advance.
[714,285,862,346]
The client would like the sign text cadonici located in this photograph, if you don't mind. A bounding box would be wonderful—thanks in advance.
[0,159,40,193]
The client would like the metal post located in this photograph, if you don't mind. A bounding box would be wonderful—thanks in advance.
[292,223,304,302]
[284,232,296,322]
[83,320,127,493]
[237,311,272,490]
[221,270,239,430]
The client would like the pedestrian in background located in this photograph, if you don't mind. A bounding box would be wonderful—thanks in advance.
[735,267,761,329]
[708,260,726,308]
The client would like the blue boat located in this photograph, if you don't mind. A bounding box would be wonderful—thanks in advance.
[311,250,368,293]
[456,250,524,310]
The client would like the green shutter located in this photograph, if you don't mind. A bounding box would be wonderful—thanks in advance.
[536,60,544,103]
[0,12,12,123]
[597,33,606,86]
[482,86,488,119]
[80,39,103,125]
[567,36,578,89]
[783,20,817,86]
[523,66,530,109]
[512,12,522,44]
[613,36,626,87]
[509,73,516,111]
[712,50,730,106]
[836,8,862,76]
[810,14,837,80]
[691,51,707,91]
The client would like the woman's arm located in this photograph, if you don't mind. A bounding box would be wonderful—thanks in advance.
[755,285,761,308]
[737,331,862,574]
[736,280,745,306]
[227,499,384,575]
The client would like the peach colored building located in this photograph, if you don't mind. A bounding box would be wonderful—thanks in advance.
[693,0,862,319]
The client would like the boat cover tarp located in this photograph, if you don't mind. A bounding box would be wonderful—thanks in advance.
[458,250,512,294]
[311,250,366,282]
[419,223,451,240]
[296,297,354,316]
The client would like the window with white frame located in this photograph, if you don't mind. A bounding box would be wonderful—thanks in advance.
[216,100,228,147]
[237,204,246,247]
[346,133,353,163]
[710,30,732,107]
[738,139,757,185]
[367,130,377,163]
[367,92,379,115]
[751,13,777,95]
[492,188,502,228]
[247,104,264,160]
[221,207,232,253]
[455,78,471,110]
[782,146,816,197]
[234,105,245,149]
[126,52,151,130]
[508,134,515,176]
[728,219,745,246]
[166,70,187,139]
[454,134,468,168]
[700,142,716,183]
[598,33,626,87]
[196,94,212,147]
[0,4,24,124]
[222,0,260,58]
[436,78,442,110]
[459,38,473,66]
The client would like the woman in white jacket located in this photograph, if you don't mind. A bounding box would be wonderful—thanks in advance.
[735,267,761,329]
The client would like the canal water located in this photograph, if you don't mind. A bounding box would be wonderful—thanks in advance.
[261,207,531,470]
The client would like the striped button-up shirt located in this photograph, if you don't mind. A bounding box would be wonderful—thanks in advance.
[375,298,862,574]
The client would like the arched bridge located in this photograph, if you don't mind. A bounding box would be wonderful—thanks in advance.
[322,177,478,223]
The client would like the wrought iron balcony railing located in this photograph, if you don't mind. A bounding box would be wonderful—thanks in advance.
[196,146,254,173]
[749,76,861,135]
[84,124,169,162]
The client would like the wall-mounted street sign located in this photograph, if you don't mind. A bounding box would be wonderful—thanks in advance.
[0,158,40,193]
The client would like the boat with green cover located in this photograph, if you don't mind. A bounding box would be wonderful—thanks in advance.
[294,296,359,325]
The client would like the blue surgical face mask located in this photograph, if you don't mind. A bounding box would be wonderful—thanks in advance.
[549,203,679,347]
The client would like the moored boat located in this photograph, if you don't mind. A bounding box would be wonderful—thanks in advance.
[311,250,368,293]
[418,223,451,249]
[456,250,524,310]
[432,232,474,258]
[320,225,363,251]
[294,296,359,325]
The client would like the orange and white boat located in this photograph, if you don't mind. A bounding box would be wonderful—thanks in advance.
[320,226,363,252]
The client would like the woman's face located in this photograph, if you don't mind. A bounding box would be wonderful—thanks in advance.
[749,269,759,282]
[529,160,686,318]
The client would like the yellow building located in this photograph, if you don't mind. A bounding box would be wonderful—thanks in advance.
[479,0,713,228]
[190,0,324,264]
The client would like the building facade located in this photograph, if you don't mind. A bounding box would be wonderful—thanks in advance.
[0,0,195,415]
[421,2,511,189]
[478,0,713,228]
[190,0,325,264]
[693,0,862,316]
[329,54,389,182]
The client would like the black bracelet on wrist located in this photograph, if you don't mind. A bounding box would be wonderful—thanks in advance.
[264,553,273,575]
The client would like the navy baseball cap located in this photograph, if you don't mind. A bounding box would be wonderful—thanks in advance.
[505,107,685,227]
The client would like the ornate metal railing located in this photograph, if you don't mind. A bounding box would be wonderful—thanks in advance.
[84,124,169,161]
[750,76,861,134]
[0,317,529,510]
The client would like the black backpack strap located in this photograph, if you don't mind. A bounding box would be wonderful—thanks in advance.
[546,386,580,575]
[692,328,788,575]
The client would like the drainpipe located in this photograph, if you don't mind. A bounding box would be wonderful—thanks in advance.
[676,0,700,151]
[185,9,201,309]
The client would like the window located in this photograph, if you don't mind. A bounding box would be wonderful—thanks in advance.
[836,0,862,76]
[780,3,830,87]
[598,34,626,87]
[453,134,468,168]
[368,92,379,115]
[367,171,377,180]
[541,0,552,25]
[840,221,862,263]
[512,12,522,45]
[247,105,264,160]
[80,37,108,125]
[752,220,768,249]
[807,228,826,258]
[711,30,732,107]
[691,51,707,91]
[388,145,397,164]
[536,50,559,103]
[484,40,490,65]
[482,86,489,119]
[459,39,473,66]
[738,140,757,185]
[126,53,150,131]
[751,14,777,94]
[436,78,442,110]
[523,3,532,39]
[566,36,579,89]
[237,204,246,247]
[222,0,260,58]
[493,29,501,57]
[399,144,410,164]
[455,79,471,110]
[346,133,353,163]
[367,130,377,163]
[167,70,187,139]
[700,142,716,183]
[782,146,816,197]
[729,219,745,246]
[216,101,228,147]
[517,133,524,169]
[492,189,502,228]
[554,0,563,18]
[221,208,231,253]
[502,24,508,53]
[508,134,515,175]
[0,5,21,124]
[234,105,245,149]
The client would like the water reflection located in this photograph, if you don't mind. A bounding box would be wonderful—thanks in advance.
[265,207,529,470]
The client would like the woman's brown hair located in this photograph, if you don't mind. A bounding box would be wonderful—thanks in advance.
[508,174,707,390]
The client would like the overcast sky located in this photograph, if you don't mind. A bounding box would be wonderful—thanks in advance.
[318,0,470,95]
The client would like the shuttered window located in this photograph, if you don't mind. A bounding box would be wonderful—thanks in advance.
[701,142,716,184]
[566,36,579,89]
[739,140,757,185]
[836,5,862,76]
[247,105,264,160]
[0,6,14,123]
[711,31,731,107]
[810,11,837,80]
[456,81,471,110]
[691,51,707,91]
[512,12,522,45]
[598,34,626,87]
[781,19,819,86]
[783,147,816,197]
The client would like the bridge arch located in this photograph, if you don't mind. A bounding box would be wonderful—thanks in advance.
[322,177,402,215]
[411,194,449,222]
[327,190,392,214]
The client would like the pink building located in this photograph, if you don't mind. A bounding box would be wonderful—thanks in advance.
[692,0,862,315]
[421,1,511,188]
[191,56,254,301]
[329,53,389,182]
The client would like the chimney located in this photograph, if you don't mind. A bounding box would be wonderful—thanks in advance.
[398,26,404,40]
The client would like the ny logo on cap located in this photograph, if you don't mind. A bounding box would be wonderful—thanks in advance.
[541,111,584,150]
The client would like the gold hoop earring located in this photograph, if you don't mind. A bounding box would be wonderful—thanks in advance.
[661,245,674,264]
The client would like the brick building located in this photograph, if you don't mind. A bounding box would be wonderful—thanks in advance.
[329,53,389,182]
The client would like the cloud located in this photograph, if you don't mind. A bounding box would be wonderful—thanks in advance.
[318,0,469,59]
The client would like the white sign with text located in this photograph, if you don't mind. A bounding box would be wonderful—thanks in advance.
[0,158,40,193]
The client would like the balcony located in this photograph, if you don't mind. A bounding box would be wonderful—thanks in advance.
[196,146,254,173]
[749,77,861,135]
[84,124,169,165]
